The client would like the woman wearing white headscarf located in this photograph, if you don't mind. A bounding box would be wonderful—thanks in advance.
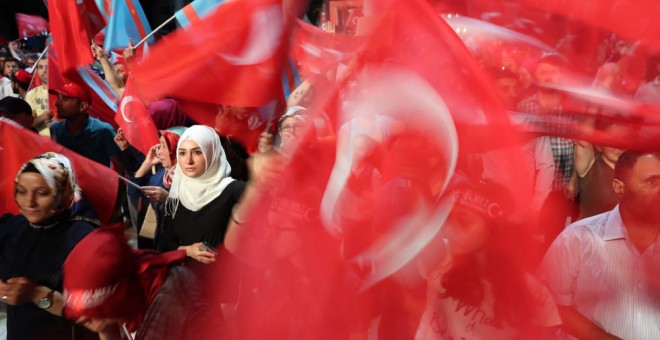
[162,125,246,264]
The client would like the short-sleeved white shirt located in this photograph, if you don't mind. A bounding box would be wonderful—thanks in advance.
[538,205,660,339]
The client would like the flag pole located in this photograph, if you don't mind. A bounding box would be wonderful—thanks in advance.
[134,15,177,48]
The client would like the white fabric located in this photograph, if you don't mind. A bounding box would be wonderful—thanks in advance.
[416,260,560,340]
[538,205,660,339]
[166,125,234,215]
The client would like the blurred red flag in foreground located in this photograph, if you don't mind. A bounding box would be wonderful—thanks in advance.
[115,77,160,156]
[0,121,119,224]
[212,0,529,338]
[512,0,660,51]
[290,19,365,80]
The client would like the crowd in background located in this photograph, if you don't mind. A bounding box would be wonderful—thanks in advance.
[1,0,660,339]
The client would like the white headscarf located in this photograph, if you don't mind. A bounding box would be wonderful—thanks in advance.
[165,125,235,217]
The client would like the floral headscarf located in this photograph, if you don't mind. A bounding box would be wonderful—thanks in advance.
[15,152,80,213]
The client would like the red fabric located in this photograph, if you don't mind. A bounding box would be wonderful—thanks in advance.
[510,0,660,51]
[0,121,119,224]
[290,19,365,80]
[50,82,92,103]
[159,131,180,165]
[115,77,160,155]
[49,0,105,77]
[218,1,533,337]
[130,0,290,108]
[63,224,185,331]
[15,13,48,39]
[178,98,284,154]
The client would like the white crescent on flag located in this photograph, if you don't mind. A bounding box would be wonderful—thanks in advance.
[218,4,283,65]
[120,96,136,123]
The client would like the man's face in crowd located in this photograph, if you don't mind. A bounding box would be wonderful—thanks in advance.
[496,77,519,107]
[3,60,19,78]
[616,154,660,220]
[55,95,84,119]
[36,59,48,84]
[113,64,127,83]
[534,62,561,87]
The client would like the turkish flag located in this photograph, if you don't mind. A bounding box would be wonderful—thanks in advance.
[15,13,48,39]
[49,0,105,76]
[0,121,119,224]
[115,77,160,156]
[131,0,290,108]
[509,0,660,51]
[210,0,528,338]
[290,19,365,80]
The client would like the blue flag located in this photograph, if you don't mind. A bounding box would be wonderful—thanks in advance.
[175,0,227,28]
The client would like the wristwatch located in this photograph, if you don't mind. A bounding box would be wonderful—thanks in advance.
[36,289,54,309]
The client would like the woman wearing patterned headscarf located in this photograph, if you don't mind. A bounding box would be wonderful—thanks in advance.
[0,152,98,340]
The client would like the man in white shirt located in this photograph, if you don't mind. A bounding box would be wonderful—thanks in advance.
[539,151,660,339]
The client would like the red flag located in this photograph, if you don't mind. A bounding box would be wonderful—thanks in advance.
[115,77,160,155]
[15,13,48,39]
[177,97,284,154]
[49,0,105,76]
[48,39,119,127]
[209,0,530,338]
[131,0,289,108]
[290,19,365,80]
[509,0,660,51]
[0,121,119,224]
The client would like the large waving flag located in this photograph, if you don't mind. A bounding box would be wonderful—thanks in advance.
[211,1,535,337]
[115,77,160,155]
[102,0,153,51]
[175,0,227,28]
[132,0,293,108]
[49,0,106,76]
[0,121,119,224]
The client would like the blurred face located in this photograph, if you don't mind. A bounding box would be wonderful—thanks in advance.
[258,131,274,153]
[113,64,127,83]
[55,95,84,119]
[157,136,172,168]
[3,61,18,77]
[178,140,206,177]
[496,77,519,106]
[279,116,306,150]
[25,57,36,68]
[534,62,560,86]
[36,59,48,84]
[15,172,57,224]
[601,146,625,165]
[617,154,660,220]
[445,206,490,256]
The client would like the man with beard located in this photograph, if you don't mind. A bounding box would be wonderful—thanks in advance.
[539,151,660,339]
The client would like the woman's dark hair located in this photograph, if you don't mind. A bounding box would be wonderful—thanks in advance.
[440,214,539,328]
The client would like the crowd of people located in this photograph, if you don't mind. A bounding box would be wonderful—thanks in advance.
[1,0,660,339]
